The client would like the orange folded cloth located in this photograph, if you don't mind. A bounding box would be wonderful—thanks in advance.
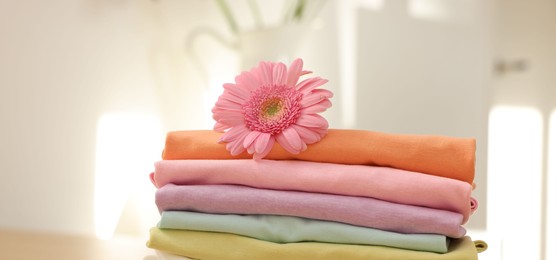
[162,129,476,184]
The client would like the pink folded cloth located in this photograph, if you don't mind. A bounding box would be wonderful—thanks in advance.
[150,159,476,223]
[156,184,466,238]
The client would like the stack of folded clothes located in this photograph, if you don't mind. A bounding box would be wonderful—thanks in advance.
[147,129,486,260]
[146,58,486,259]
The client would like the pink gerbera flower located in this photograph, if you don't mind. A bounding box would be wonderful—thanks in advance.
[212,58,333,159]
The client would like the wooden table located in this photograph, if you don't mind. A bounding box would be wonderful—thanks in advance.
[0,229,157,260]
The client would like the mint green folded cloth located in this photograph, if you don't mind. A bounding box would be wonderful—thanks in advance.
[158,211,449,253]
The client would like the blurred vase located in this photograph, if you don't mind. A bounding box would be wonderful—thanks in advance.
[236,24,310,70]
[187,23,312,73]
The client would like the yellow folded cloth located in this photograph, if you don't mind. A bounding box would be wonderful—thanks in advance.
[147,228,480,260]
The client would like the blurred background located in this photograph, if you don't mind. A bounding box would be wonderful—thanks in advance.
[0,0,555,259]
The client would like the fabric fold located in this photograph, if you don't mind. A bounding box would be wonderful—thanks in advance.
[147,228,479,260]
[156,184,466,238]
[158,211,449,253]
[151,159,475,223]
[161,129,476,184]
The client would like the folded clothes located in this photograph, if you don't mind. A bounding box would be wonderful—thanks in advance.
[151,159,476,222]
[147,228,480,260]
[156,184,466,237]
[162,129,476,184]
[158,211,449,253]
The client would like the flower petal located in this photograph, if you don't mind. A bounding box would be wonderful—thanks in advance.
[228,142,244,155]
[253,136,275,160]
[220,92,246,105]
[275,132,299,154]
[296,77,328,93]
[215,117,244,126]
[273,62,287,87]
[212,108,243,118]
[309,125,328,137]
[280,127,303,152]
[223,83,250,100]
[219,125,249,143]
[300,140,307,152]
[247,145,255,154]
[300,89,333,108]
[301,99,332,114]
[309,88,334,98]
[213,111,243,122]
[286,58,303,87]
[226,134,247,156]
[214,122,229,132]
[295,114,329,128]
[259,61,274,86]
[243,131,262,148]
[235,71,260,91]
[254,132,271,154]
[214,96,243,110]
[291,124,321,144]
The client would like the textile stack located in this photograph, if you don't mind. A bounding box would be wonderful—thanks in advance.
[146,129,486,260]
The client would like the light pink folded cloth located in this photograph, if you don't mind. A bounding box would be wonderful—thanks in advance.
[156,184,466,238]
[150,159,476,223]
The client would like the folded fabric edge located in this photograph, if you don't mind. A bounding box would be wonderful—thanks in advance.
[157,211,450,253]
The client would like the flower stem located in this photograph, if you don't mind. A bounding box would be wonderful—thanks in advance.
[215,0,239,34]
[292,0,307,22]
[247,0,264,29]
[283,0,307,24]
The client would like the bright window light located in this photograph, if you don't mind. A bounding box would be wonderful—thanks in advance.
[337,1,357,128]
[547,110,556,260]
[358,0,384,11]
[94,113,162,240]
[408,0,450,20]
[487,106,543,260]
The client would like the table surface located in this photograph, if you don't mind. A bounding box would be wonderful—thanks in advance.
[0,229,158,260]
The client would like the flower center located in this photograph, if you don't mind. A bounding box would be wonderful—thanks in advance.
[262,98,283,118]
[243,85,303,135]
